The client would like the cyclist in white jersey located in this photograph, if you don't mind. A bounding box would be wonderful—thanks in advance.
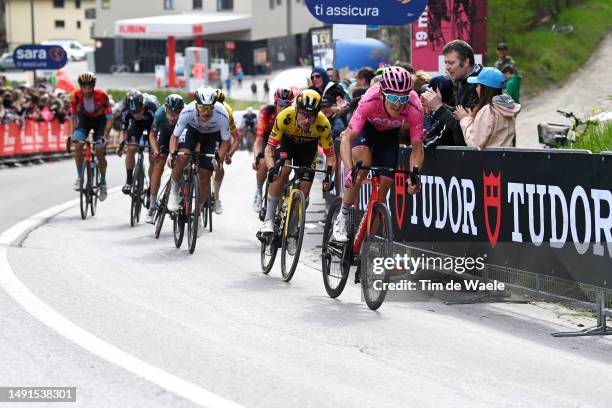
[166,86,231,216]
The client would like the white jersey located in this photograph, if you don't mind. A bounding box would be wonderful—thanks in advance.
[173,101,231,141]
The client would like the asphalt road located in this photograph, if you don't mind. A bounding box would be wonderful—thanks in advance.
[1,152,612,407]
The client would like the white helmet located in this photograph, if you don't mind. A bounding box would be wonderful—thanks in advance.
[194,86,217,106]
[246,106,253,114]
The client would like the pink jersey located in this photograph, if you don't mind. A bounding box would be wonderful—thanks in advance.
[348,82,424,142]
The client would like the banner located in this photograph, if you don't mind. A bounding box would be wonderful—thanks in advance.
[327,143,612,290]
[306,0,428,26]
[411,0,488,72]
[0,119,69,157]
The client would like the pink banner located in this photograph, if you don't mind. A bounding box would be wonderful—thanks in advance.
[411,0,488,72]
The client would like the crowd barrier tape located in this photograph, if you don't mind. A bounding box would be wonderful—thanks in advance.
[0,120,70,157]
[326,141,612,293]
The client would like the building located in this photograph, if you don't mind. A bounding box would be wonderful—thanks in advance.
[3,0,95,51]
[92,0,324,74]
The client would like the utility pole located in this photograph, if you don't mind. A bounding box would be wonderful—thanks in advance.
[30,0,37,85]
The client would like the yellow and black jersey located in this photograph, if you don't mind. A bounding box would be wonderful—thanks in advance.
[222,102,237,133]
[267,106,334,156]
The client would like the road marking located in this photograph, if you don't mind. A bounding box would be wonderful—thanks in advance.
[0,196,243,408]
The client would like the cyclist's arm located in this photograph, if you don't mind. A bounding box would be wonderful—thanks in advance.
[339,128,358,174]
[227,128,241,158]
[149,128,160,154]
[265,114,284,170]
[69,92,78,138]
[253,137,263,163]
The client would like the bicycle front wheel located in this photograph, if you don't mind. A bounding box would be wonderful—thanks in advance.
[321,197,350,298]
[155,181,170,239]
[79,162,90,220]
[281,191,306,282]
[90,163,99,216]
[361,202,394,311]
[130,165,142,227]
[187,173,200,254]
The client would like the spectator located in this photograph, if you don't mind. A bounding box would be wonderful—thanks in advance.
[355,67,375,89]
[502,65,522,103]
[236,69,244,88]
[423,75,453,145]
[453,67,521,148]
[251,81,258,100]
[263,79,270,100]
[494,43,516,72]
[412,70,431,96]
[225,76,232,96]
[421,39,483,146]
[309,67,329,95]
[320,86,348,140]
[394,60,415,74]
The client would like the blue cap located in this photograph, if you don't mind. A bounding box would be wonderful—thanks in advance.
[467,67,506,89]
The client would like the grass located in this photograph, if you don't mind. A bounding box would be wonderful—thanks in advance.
[488,0,612,96]
[108,89,263,111]
[568,121,612,153]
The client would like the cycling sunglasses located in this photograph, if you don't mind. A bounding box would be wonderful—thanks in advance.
[383,92,410,105]
[276,100,292,107]
[196,104,214,113]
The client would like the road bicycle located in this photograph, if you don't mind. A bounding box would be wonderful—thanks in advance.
[538,109,600,148]
[257,160,333,282]
[200,172,215,233]
[77,140,101,220]
[129,142,150,227]
[172,151,217,254]
[321,162,420,310]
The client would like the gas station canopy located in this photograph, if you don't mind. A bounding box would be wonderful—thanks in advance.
[114,13,252,39]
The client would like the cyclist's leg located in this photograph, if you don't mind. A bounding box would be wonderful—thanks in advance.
[342,124,374,208]
[150,129,170,209]
[71,114,91,182]
[291,140,318,199]
[262,147,290,227]
[372,129,400,198]
[171,127,193,183]
[92,116,107,185]
[124,122,141,187]
[198,135,217,210]
[256,133,269,189]
[213,139,224,201]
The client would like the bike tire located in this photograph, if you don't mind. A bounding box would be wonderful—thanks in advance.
[321,197,350,298]
[130,164,141,227]
[154,182,170,239]
[361,202,393,311]
[187,173,200,254]
[208,184,213,233]
[79,162,89,220]
[173,212,185,248]
[281,190,306,282]
[90,163,99,217]
[260,234,278,275]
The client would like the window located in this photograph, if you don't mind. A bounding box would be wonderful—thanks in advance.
[75,0,81,9]
[277,0,281,5]
[217,0,233,10]
[55,20,65,28]
[53,0,65,8]
[101,0,110,9]
[163,0,174,10]
[270,0,274,9]
[76,21,81,29]
[193,0,202,9]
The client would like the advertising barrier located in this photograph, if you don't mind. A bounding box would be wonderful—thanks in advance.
[0,120,70,158]
[327,143,612,291]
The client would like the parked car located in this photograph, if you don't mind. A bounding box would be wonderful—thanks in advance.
[0,52,17,71]
[41,40,93,61]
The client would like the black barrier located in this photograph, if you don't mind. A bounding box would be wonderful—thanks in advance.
[326,142,612,290]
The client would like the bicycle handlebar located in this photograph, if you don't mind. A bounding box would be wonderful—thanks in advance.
[351,161,420,187]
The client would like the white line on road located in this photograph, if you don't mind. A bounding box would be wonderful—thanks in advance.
[0,195,244,408]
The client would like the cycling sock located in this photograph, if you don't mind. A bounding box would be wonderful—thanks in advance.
[76,164,83,178]
[150,193,158,208]
[265,196,280,222]
[100,171,106,185]
[214,180,222,200]
[170,178,179,193]
[126,168,133,184]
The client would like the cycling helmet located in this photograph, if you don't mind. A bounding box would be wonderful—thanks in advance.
[164,94,184,112]
[274,88,296,104]
[125,90,144,112]
[215,89,226,103]
[77,71,96,87]
[194,86,217,106]
[379,66,413,93]
[295,89,321,114]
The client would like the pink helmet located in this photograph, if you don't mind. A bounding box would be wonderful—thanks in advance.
[380,66,413,93]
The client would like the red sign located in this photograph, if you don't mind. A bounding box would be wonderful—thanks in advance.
[411,0,487,72]
[119,25,147,34]
[193,25,203,34]
[0,120,69,157]
[483,170,502,247]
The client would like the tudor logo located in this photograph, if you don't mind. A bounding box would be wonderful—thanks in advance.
[483,170,502,247]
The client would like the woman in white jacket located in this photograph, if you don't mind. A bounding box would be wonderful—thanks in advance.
[453,67,521,148]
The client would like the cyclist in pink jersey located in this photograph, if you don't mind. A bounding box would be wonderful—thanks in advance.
[332,66,424,242]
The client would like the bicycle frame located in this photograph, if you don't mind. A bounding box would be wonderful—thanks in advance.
[351,175,381,256]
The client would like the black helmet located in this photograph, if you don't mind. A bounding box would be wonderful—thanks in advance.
[77,71,96,87]
[126,90,144,113]
[215,89,226,103]
[164,94,184,112]
[296,89,321,114]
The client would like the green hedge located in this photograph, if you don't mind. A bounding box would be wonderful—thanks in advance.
[107,89,263,111]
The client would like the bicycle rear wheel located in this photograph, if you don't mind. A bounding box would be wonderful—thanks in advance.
[79,162,90,220]
[281,191,306,282]
[321,197,350,298]
[90,163,99,216]
[361,202,393,311]
[173,181,187,248]
[155,181,170,239]
[187,173,200,254]
[130,165,142,227]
